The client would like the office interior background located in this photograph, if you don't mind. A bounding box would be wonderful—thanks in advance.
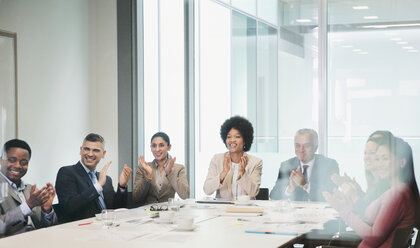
[0,0,419,200]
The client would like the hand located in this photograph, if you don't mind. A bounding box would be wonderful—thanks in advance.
[26,185,50,209]
[42,183,56,212]
[323,188,351,212]
[98,161,112,187]
[219,153,231,183]
[139,155,152,179]
[237,154,249,179]
[119,164,133,187]
[291,166,306,187]
[164,156,176,175]
[330,173,361,204]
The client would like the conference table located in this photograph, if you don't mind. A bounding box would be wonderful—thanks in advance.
[0,200,340,248]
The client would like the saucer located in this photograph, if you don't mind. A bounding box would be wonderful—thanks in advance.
[235,202,253,206]
[154,218,174,224]
[174,224,199,231]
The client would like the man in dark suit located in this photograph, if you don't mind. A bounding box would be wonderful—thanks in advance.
[55,133,132,223]
[0,139,57,236]
[270,129,339,201]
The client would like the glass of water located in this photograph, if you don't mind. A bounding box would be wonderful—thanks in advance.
[101,210,115,229]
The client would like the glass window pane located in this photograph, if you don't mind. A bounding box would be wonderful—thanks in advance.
[231,0,256,16]
[327,0,420,188]
[257,0,277,25]
[195,0,231,199]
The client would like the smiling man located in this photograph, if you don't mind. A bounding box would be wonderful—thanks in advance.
[0,139,57,236]
[270,129,339,201]
[55,133,132,223]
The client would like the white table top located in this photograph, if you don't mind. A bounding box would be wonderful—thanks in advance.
[0,200,338,248]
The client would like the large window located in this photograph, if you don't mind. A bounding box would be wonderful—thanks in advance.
[138,0,420,198]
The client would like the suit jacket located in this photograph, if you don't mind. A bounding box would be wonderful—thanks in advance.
[55,162,127,223]
[203,153,262,200]
[270,154,339,201]
[133,161,190,205]
[0,176,57,236]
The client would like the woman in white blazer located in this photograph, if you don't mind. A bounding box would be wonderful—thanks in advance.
[203,116,262,200]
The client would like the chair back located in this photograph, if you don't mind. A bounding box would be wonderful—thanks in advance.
[256,188,269,200]
[391,227,415,248]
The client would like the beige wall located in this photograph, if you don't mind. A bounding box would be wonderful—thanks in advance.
[0,0,119,191]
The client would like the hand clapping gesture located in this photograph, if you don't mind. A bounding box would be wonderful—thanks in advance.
[42,183,56,212]
[98,161,112,187]
[26,184,51,210]
[237,154,249,179]
[119,164,133,188]
[219,153,231,183]
[139,155,153,179]
[164,156,176,175]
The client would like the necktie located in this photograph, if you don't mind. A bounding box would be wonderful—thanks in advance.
[89,171,107,210]
[302,165,309,183]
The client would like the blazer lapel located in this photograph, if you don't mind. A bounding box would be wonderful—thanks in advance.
[75,162,94,188]
[7,183,22,204]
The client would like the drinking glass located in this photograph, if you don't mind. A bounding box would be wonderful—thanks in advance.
[101,210,116,228]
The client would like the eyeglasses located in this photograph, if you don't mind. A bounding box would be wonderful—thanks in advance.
[7,157,29,166]
[150,204,168,211]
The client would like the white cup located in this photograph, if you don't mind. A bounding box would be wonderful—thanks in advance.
[159,211,175,221]
[237,195,251,204]
[101,210,116,228]
[176,217,194,229]
[293,244,304,248]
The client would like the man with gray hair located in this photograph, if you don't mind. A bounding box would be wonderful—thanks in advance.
[270,129,339,201]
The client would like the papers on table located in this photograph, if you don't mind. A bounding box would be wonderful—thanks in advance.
[226,206,264,213]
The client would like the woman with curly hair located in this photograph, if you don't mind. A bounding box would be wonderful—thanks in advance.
[203,116,262,200]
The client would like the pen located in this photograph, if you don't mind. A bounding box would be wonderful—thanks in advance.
[78,221,93,226]
[237,218,249,221]
[245,230,298,236]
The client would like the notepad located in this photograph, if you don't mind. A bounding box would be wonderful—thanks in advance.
[226,206,264,213]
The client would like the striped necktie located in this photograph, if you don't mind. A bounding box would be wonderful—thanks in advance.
[88,171,107,210]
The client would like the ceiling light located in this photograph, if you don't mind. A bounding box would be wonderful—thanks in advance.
[352,49,362,52]
[396,41,408,45]
[364,16,379,20]
[358,52,368,55]
[390,38,402,41]
[342,45,353,48]
[408,50,418,53]
[363,23,420,29]
[402,46,414,49]
[296,19,312,23]
[353,6,369,10]
[385,32,398,36]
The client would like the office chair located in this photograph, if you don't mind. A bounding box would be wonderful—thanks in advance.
[255,188,269,200]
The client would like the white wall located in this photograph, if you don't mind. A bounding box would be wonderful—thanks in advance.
[0,0,119,191]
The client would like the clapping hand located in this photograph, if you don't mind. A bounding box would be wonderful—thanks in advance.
[139,155,152,179]
[98,161,112,187]
[291,166,306,187]
[237,154,249,179]
[26,185,50,209]
[119,164,133,188]
[219,153,231,183]
[331,173,362,204]
[42,183,56,212]
[165,156,176,175]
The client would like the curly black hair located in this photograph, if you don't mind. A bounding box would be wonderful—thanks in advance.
[220,116,254,152]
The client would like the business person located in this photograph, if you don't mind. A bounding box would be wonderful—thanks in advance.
[133,132,190,205]
[55,133,132,223]
[204,116,262,200]
[324,136,420,247]
[270,128,339,201]
[0,139,57,236]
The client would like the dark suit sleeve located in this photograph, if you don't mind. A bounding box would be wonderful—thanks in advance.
[102,176,127,209]
[55,166,101,216]
[270,161,291,200]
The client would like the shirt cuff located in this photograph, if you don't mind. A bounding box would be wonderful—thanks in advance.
[19,201,32,216]
[41,207,55,220]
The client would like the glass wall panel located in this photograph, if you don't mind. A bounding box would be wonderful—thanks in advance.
[327,0,420,189]
[257,0,277,25]
[142,0,185,168]
[231,0,256,16]
[195,0,231,199]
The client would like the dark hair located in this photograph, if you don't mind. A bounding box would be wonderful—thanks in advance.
[151,132,170,146]
[2,139,32,159]
[84,133,105,145]
[368,130,394,140]
[220,116,254,152]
